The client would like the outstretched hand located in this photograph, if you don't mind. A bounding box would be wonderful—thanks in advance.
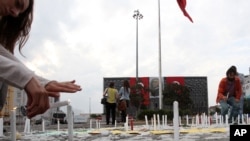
[25,79,82,119]
[45,80,82,93]
[25,77,60,118]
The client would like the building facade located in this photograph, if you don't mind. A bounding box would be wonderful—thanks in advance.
[103,76,208,114]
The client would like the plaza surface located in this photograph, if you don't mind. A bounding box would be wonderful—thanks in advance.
[1,123,230,141]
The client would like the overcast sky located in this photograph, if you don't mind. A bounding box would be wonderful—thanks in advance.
[15,0,250,115]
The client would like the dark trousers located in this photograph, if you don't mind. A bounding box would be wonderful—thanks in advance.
[105,102,116,125]
[121,100,129,122]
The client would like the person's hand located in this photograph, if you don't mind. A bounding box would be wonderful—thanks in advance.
[45,80,82,93]
[222,96,227,101]
[235,99,240,102]
[24,77,60,119]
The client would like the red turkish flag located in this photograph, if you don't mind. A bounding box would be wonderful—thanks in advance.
[177,0,193,23]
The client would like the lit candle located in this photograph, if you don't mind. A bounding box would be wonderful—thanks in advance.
[50,100,70,109]
[24,118,30,133]
[42,118,45,132]
[11,107,16,141]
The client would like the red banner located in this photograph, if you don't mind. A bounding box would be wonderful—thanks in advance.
[130,77,150,106]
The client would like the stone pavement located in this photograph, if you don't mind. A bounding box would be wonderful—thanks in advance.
[1,123,231,141]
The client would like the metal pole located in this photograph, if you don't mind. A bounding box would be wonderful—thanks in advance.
[136,15,138,83]
[89,97,91,119]
[133,10,143,83]
[158,0,163,109]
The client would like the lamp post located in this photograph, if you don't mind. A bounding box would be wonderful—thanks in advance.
[157,0,163,109]
[133,10,143,83]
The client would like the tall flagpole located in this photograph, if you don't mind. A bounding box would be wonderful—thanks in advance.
[158,0,163,110]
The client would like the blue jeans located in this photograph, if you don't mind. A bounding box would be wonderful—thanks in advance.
[239,94,244,115]
[219,96,240,123]
[239,94,244,123]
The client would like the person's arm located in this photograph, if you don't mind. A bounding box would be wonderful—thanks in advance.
[103,88,108,96]
[0,55,34,89]
[235,78,242,101]
[216,78,226,103]
[115,89,119,99]
[0,44,51,88]
[118,87,123,99]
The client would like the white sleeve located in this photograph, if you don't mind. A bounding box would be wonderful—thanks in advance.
[0,44,51,89]
[0,55,34,89]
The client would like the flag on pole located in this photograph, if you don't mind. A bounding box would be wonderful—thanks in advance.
[177,0,193,23]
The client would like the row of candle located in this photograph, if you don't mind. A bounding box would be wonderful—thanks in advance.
[8,100,73,141]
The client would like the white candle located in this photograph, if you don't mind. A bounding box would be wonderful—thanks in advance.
[57,119,60,131]
[145,115,148,129]
[24,118,31,133]
[153,114,156,131]
[165,115,168,126]
[0,118,3,136]
[126,115,128,124]
[50,100,69,109]
[42,119,45,132]
[162,115,165,127]
[11,108,16,141]
[90,119,92,129]
[96,120,98,129]
[173,101,179,141]
[67,105,73,141]
[157,114,160,130]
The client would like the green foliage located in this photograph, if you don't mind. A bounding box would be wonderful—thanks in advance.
[163,83,193,111]
[137,109,194,121]
[129,81,150,111]
[90,114,101,118]
[244,99,250,114]
[215,106,221,114]
[137,109,173,120]
[130,93,143,108]
[179,109,193,116]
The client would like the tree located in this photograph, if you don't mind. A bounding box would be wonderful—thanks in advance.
[130,83,144,111]
[163,83,193,112]
[244,98,250,114]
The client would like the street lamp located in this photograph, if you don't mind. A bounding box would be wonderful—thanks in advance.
[157,0,163,109]
[133,10,143,83]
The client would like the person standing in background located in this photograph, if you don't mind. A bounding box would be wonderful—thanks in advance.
[103,82,118,125]
[216,66,242,124]
[231,66,245,123]
[118,80,130,123]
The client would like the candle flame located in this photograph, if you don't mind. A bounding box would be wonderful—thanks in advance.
[68,99,71,104]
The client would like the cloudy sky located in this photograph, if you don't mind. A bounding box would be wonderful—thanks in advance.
[16,0,250,114]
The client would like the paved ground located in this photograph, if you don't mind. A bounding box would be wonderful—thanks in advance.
[1,121,231,141]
